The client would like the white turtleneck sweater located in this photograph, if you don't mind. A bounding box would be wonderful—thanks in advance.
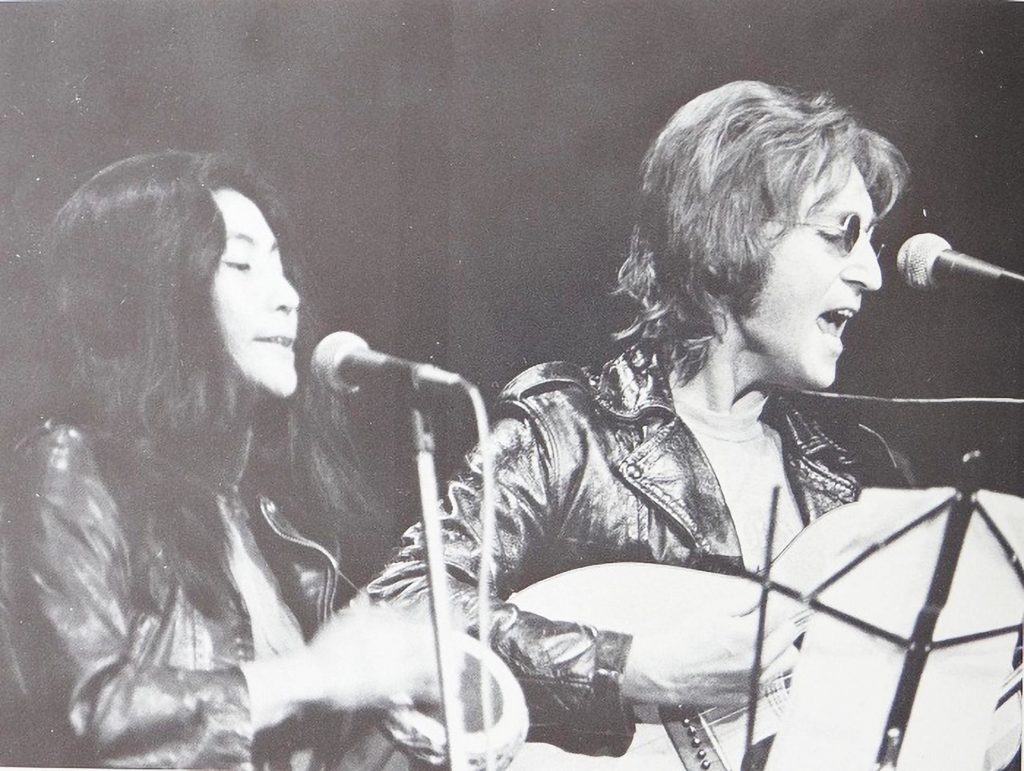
[673,394,803,572]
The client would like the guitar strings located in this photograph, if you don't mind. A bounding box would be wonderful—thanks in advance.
[703,673,795,728]
[704,661,1023,729]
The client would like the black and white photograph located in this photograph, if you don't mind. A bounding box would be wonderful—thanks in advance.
[0,2,1021,769]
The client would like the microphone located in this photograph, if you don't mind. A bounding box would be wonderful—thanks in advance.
[897,233,1024,290]
[312,331,466,392]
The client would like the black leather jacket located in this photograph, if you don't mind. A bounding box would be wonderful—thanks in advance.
[367,347,910,755]
[0,422,354,768]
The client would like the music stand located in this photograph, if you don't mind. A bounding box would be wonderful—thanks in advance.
[747,456,1024,771]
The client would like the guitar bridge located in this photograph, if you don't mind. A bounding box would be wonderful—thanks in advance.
[661,708,724,770]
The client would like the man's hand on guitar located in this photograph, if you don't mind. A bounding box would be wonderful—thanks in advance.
[620,605,799,708]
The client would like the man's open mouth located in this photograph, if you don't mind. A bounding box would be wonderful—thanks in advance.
[817,308,855,337]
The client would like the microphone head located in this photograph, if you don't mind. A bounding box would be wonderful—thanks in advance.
[897,233,951,290]
[312,331,370,386]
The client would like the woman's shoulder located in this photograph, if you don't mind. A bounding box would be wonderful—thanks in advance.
[8,421,127,526]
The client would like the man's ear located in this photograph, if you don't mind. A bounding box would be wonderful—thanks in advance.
[710,300,731,339]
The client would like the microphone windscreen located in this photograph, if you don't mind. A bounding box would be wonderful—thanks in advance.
[897,233,951,290]
[312,331,370,385]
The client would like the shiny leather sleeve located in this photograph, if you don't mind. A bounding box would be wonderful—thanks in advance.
[1,426,253,768]
[367,403,636,756]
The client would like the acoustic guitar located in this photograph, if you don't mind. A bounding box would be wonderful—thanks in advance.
[507,488,1024,770]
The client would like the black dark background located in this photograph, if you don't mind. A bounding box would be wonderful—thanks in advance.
[1,1,1021,504]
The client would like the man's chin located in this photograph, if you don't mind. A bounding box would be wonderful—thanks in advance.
[776,367,837,393]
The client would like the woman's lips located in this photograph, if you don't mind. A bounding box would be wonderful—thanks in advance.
[255,336,295,349]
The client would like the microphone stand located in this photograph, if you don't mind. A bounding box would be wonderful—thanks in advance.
[410,374,468,771]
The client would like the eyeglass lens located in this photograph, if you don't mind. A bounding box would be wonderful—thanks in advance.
[842,213,861,254]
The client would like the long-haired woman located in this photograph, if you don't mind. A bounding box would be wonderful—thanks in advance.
[0,151,435,768]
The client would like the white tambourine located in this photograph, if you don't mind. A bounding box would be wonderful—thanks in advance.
[382,633,529,769]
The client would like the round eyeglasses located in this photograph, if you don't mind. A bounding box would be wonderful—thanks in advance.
[780,213,879,257]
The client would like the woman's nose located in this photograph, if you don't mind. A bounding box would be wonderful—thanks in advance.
[270,273,301,314]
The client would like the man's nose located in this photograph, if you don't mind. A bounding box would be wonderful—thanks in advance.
[843,237,883,292]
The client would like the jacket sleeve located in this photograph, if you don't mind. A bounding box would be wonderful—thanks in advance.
[0,426,253,768]
[366,396,635,756]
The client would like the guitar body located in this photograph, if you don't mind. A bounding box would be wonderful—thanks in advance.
[509,562,787,771]
[506,488,1024,770]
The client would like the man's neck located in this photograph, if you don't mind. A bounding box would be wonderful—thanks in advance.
[670,356,769,415]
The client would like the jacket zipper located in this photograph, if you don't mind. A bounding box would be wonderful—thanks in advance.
[258,496,339,623]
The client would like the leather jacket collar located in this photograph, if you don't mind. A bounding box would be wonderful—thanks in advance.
[592,346,863,554]
[591,345,676,420]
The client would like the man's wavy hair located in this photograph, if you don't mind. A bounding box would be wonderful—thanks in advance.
[616,80,909,382]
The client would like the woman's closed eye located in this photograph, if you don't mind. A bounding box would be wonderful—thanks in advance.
[223,261,251,273]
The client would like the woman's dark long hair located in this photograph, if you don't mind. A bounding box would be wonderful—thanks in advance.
[41,151,386,614]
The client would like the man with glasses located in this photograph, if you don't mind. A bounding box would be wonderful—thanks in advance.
[370,80,914,764]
